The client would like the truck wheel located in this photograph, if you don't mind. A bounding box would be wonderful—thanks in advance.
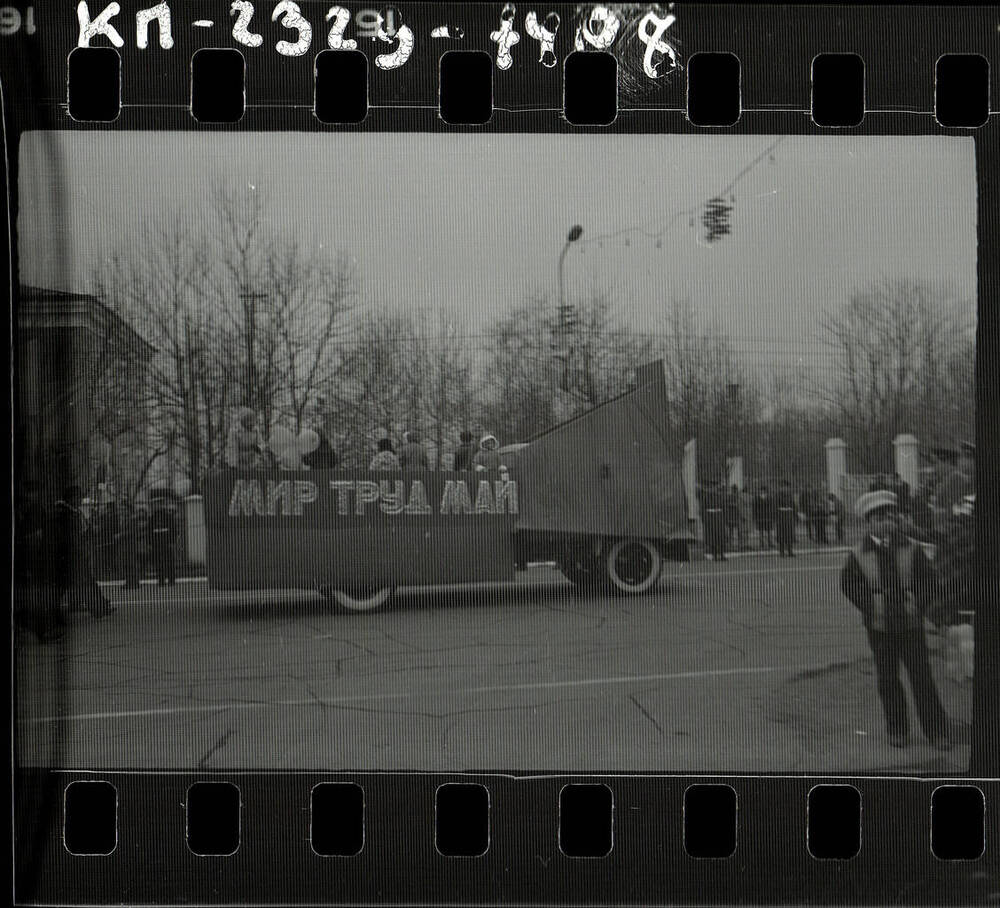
[316,583,395,613]
[560,556,608,588]
[605,539,662,594]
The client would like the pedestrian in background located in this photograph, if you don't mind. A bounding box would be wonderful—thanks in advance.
[399,430,430,471]
[775,479,796,557]
[933,442,974,526]
[753,485,775,549]
[811,485,829,544]
[123,505,151,589]
[828,491,845,543]
[150,495,178,587]
[47,485,115,618]
[725,485,742,549]
[892,472,911,514]
[701,481,727,562]
[798,486,814,541]
[739,487,753,551]
[840,490,951,751]
[14,481,65,642]
[95,502,120,580]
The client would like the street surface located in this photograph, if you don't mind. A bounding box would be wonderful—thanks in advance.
[16,550,971,774]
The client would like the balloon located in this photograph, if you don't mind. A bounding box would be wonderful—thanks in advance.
[269,425,296,458]
[280,448,303,470]
[298,429,320,456]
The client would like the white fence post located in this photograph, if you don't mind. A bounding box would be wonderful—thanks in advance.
[184,494,206,568]
[893,433,919,493]
[825,438,847,496]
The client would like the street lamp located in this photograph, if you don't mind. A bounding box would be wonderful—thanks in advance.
[726,382,741,487]
[557,224,584,323]
[552,226,583,395]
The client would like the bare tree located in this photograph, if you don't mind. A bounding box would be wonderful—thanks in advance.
[94,183,358,491]
[331,310,422,465]
[652,297,757,481]
[413,311,478,468]
[92,213,219,494]
[818,278,975,471]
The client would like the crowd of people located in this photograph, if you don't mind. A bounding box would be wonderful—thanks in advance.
[14,484,181,643]
[224,407,508,474]
[697,480,847,561]
[695,445,975,568]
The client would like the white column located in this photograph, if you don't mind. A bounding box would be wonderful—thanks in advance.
[725,456,744,491]
[184,494,206,567]
[893,434,920,491]
[825,438,847,496]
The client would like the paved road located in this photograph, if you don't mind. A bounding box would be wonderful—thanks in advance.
[15,552,971,774]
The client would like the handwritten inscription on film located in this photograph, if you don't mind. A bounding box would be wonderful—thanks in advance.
[63,3,680,78]
[228,477,519,518]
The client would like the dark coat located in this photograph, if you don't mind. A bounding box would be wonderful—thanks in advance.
[753,493,776,528]
[150,507,177,546]
[45,501,90,588]
[398,441,430,471]
[840,533,936,630]
[452,442,476,471]
[303,435,337,469]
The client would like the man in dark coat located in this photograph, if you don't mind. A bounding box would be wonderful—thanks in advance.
[14,482,66,642]
[827,492,846,543]
[891,473,911,515]
[47,485,115,619]
[930,502,976,630]
[95,502,120,580]
[798,486,814,541]
[753,485,775,549]
[811,485,829,544]
[840,490,951,750]
[452,431,477,471]
[724,484,742,549]
[700,481,727,562]
[122,506,151,589]
[933,442,974,527]
[150,497,178,586]
[775,479,796,557]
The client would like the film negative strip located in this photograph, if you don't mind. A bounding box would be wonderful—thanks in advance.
[5,2,999,904]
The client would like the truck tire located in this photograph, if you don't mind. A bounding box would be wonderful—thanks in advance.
[560,556,609,589]
[605,539,662,594]
[316,583,395,613]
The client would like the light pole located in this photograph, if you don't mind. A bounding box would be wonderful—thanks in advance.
[726,382,741,487]
[557,224,583,331]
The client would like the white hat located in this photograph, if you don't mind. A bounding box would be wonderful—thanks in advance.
[855,490,898,519]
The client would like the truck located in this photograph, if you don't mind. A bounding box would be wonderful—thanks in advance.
[203,361,696,612]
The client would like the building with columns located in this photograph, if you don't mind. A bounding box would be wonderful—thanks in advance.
[15,286,156,503]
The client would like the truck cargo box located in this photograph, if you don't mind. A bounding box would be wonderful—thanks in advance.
[505,361,693,542]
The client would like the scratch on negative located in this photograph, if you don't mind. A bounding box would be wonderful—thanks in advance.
[197,729,235,769]
[627,694,664,735]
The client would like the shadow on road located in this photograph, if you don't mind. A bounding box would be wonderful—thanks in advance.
[201,577,681,622]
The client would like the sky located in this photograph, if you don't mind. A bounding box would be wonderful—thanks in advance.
[17,131,977,369]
